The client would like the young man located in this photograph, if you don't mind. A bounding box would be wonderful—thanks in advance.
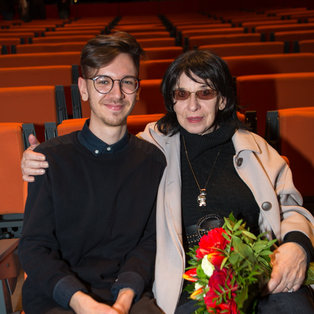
[18,32,166,314]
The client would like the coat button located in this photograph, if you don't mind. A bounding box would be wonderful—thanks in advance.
[236,157,243,167]
[262,202,272,211]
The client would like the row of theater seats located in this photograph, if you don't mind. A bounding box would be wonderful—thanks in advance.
[2,106,313,237]
[1,53,313,140]
[0,10,313,226]
[1,11,314,55]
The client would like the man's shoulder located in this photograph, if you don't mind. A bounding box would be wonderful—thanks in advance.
[131,134,166,166]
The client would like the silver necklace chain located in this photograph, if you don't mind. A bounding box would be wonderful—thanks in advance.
[182,135,221,207]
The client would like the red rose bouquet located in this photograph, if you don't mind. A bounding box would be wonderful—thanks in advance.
[183,213,314,314]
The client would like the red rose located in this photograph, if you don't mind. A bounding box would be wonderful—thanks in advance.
[214,300,239,314]
[196,228,230,260]
[204,288,218,310]
[204,268,238,312]
[208,268,228,293]
[210,268,237,295]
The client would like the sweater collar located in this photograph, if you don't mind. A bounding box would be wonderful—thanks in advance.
[179,122,236,160]
[78,119,129,156]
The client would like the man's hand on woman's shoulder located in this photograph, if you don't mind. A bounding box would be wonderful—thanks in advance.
[21,134,48,182]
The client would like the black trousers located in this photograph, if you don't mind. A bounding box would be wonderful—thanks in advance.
[257,286,314,314]
[175,286,314,314]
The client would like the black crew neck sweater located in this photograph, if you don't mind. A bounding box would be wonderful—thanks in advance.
[180,123,260,239]
[19,131,166,313]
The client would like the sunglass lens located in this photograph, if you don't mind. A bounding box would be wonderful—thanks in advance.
[174,90,190,100]
[196,89,216,100]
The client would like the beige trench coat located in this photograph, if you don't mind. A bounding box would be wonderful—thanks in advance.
[140,123,314,314]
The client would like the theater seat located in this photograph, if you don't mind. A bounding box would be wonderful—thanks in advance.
[236,72,314,136]
[0,51,81,68]
[46,114,165,140]
[0,65,79,87]
[139,59,173,80]
[0,86,68,142]
[265,107,314,200]
[198,42,284,57]
[224,53,314,77]
[0,123,34,239]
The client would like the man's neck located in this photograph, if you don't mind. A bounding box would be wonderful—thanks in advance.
[89,119,127,145]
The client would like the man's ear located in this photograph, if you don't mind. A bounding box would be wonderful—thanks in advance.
[78,77,89,102]
[136,87,141,102]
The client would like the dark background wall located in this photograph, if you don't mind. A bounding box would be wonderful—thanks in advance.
[44,0,314,18]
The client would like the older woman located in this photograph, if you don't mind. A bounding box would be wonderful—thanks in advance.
[22,50,313,314]
[139,50,314,313]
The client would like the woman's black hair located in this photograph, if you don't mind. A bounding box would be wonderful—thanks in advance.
[156,50,241,135]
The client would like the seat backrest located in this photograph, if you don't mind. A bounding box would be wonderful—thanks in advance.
[32,35,95,44]
[0,85,68,142]
[131,31,170,39]
[255,23,314,40]
[44,30,100,37]
[143,46,183,60]
[136,79,166,114]
[0,51,81,67]
[198,42,284,57]
[236,72,314,136]
[265,107,314,197]
[137,37,176,48]
[0,123,30,215]
[187,33,261,49]
[224,53,314,77]
[176,23,232,31]
[273,29,314,42]
[0,65,79,87]
[15,42,86,54]
[298,39,314,52]
[56,113,165,137]
[182,27,244,38]
[242,19,298,32]
[139,59,173,79]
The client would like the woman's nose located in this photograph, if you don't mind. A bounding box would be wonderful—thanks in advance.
[187,93,200,112]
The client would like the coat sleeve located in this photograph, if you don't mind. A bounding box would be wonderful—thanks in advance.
[18,155,87,309]
[251,133,314,246]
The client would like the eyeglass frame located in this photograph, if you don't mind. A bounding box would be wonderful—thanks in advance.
[88,75,140,95]
[172,88,217,101]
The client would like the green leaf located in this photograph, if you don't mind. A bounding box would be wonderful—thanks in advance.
[304,262,314,285]
[233,218,243,231]
[224,218,233,231]
[242,230,257,240]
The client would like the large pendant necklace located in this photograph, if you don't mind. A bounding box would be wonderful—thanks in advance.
[182,135,221,207]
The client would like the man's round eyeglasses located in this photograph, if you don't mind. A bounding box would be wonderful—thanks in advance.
[88,75,140,95]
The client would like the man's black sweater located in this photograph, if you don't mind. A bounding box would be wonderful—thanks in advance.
[19,127,166,313]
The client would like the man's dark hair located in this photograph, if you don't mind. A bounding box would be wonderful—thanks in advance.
[157,50,240,135]
[80,31,143,79]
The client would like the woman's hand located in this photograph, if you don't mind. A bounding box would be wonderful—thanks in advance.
[21,134,48,182]
[267,242,307,294]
